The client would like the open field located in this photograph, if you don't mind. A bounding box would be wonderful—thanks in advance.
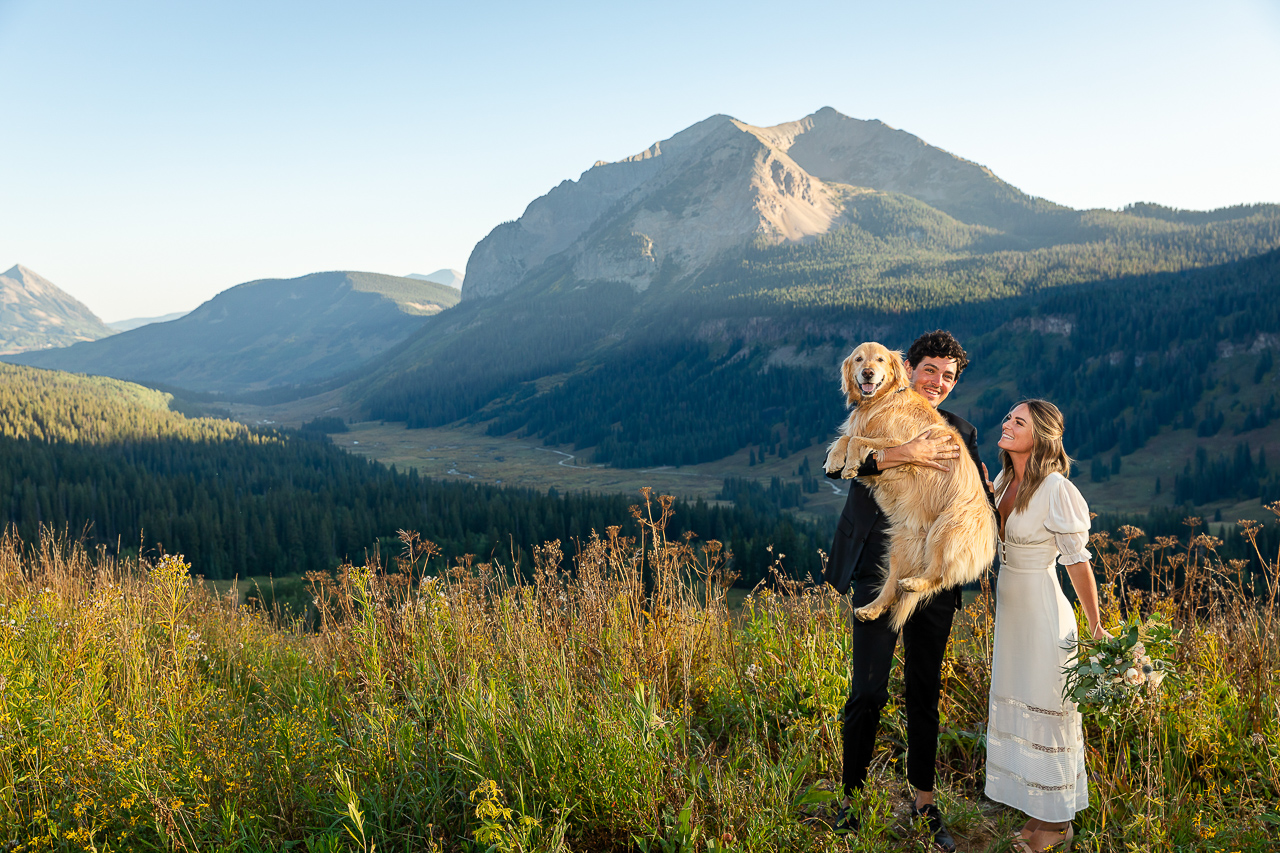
[230,406,1280,526]
[224,354,1280,529]
[3,510,1279,850]
[226,395,850,525]
[1078,423,1268,520]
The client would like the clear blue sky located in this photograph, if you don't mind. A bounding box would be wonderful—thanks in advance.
[2,0,1278,320]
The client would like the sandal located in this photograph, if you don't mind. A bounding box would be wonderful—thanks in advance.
[1011,823,1073,852]
[1011,818,1040,843]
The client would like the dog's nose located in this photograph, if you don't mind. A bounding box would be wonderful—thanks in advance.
[861,369,874,380]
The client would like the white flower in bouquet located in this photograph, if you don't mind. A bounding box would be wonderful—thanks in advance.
[1063,612,1178,719]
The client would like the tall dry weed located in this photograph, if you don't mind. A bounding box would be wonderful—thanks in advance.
[0,498,1277,851]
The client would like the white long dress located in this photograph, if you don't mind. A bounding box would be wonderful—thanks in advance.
[985,471,1092,822]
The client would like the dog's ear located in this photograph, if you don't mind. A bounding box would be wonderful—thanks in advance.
[841,349,859,405]
[890,350,910,390]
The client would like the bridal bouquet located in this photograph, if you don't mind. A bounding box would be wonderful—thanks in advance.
[1062,612,1177,720]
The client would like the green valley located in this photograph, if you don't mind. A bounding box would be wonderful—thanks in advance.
[0,364,830,586]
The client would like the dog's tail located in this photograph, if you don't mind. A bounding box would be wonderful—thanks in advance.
[888,589,932,633]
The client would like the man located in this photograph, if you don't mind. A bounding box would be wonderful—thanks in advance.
[824,330,992,852]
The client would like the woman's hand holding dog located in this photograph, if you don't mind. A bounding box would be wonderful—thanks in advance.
[881,428,962,472]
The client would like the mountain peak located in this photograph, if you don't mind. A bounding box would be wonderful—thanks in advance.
[607,113,741,167]
[0,265,113,353]
[407,269,464,288]
[461,109,1057,301]
[4,263,42,282]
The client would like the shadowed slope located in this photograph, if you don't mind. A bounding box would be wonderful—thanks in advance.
[4,270,460,392]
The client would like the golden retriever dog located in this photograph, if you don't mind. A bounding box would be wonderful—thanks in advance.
[825,342,996,631]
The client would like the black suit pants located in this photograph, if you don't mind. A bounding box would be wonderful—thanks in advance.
[841,590,955,796]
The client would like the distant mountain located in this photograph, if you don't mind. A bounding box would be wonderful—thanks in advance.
[460,107,1280,308]
[461,107,1077,301]
[107,311,189,332]
[0,265,115,353]
[4,271,460,393]
[407,269,464,289]
[349,108,1280,502]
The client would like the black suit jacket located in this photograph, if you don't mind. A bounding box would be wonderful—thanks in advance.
[823,410,988,608]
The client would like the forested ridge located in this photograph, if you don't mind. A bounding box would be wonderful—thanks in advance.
[428,248,1277,485]
[0,365,241,443]
[365,283,639,430]
[695,196,1280,311]
[0,365,828,584]
[480,339,833,467]
[358,199,1280,478]
[959,244,1280,459]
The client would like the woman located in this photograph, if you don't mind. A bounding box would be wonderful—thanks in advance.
[985,400,1104,852]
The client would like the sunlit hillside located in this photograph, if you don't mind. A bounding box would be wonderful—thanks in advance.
[1,506,1276,850]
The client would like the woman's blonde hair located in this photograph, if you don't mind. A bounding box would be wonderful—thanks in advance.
[997,399,1073,514]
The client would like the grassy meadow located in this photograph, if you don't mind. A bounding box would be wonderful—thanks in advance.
[1,494,1279,851]
[218,404,852,527]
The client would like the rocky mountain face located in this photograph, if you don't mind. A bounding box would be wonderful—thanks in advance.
[757,108,1060,229]
[359,107,1280,475]
[461,107,1055,301]
[4,271,460,393]
[0,265,116,353]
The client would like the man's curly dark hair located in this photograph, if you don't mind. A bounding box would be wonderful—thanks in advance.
[905,330,969,377]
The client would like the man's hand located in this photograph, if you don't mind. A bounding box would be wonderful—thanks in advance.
[881,428,962,472]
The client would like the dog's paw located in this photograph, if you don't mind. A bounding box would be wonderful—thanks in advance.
[824,452,846,475]
[897,577,937,594]
[853,604,882,622]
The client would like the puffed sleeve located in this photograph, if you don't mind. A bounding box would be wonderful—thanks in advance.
[1045,475,1092,565]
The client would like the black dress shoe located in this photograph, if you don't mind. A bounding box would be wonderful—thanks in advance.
[832,805,860,835]
[911,803,956,852]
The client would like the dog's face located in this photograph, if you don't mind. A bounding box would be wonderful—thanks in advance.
[841,342,908,405]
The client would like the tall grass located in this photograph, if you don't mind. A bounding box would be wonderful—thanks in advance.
[0,493,1277,851]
